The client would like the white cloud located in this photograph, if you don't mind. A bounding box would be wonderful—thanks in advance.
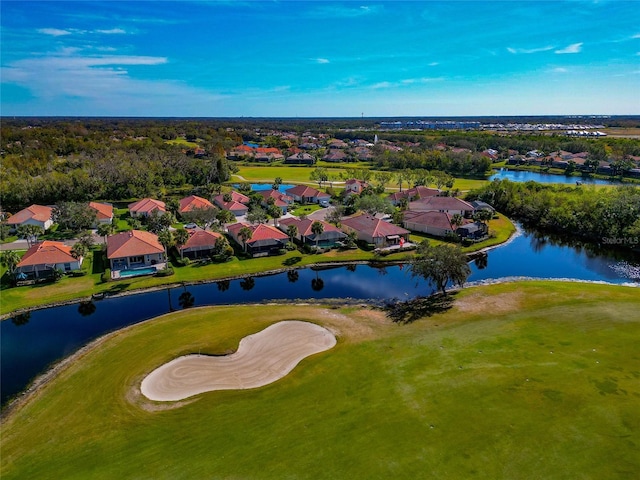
[95,28,127,35]
[507,46,554,54]
[632,33,640,39]
[38,28,72,36]
[316,58,330,64]
[306,4,381,19]
[555,42,583,54]
[371,81,392,89]
[429,62,439,67]
[551,67,568,73]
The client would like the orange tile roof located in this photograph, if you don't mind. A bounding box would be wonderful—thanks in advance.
[106,230,164,259]
[17,241,77,267]
[7,204,53,225]
[180,230,222,250]
[128,198,166,215]
[179,195,215,213]
[89,202,113,220]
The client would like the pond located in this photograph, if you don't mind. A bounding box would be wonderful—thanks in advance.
[233,183,296,192]
[488,168,622,185]
[2,226,639,406]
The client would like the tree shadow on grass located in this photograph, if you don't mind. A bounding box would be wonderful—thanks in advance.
[283,256,302,266]
[107,282,130,294]
[384,292,457,324]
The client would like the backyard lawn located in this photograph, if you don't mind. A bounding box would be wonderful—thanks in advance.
[2,281,638,479]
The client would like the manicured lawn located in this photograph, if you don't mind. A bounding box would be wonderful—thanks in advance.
[2,282,638,479]
[291,204,322,216]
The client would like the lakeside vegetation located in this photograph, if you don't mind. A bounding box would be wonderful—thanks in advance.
[468,181,640,249]
[2,281,638,479]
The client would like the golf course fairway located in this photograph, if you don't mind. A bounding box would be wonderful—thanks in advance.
[1,281,639,479]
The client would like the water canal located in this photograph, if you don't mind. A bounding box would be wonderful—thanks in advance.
[2,225,639,406]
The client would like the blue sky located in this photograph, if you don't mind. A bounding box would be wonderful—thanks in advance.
[1,1,639,117]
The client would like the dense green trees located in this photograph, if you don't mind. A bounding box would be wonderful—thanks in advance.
[468,180,640,248]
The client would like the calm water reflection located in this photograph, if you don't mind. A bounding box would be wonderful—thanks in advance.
[2,226,638,406]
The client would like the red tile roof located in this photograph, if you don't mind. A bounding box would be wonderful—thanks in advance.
[341,214,409,238]
[285,185,330,199]
[17,241,77,267]
[408,196,474,212]
[128,198,166,215]
[89,202,113,221]
[7,204,53,225]
[403,211,462,230]
[179,195,215,213]
[228,222,288,245]
[106,230,164,259]
[213,191,250,207]
[180,230,222,251]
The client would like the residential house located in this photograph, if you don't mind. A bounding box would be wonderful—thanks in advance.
[387,186,440,206]
[327,139,349,149]
[341,214,410,248]
[408,197,475,217]
[258,189,293,215]
[15,241,83,280]
[279,218,346,247]
[285,152,315,165]
[179,195,215,215]
[89,202,114,225]
[106,230,166,273]
[6,204,54,231]
[213,191,250,217]
[344,179,369,196]
[227,222,289,257]
[128,198,166,218]
[285,185,331,205]
[179,229,223,259]
[402,211,459,238]
[323,150,348,162]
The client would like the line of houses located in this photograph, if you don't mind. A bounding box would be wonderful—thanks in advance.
[7,180,495,283]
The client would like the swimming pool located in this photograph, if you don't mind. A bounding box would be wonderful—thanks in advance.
[119,267,156,278]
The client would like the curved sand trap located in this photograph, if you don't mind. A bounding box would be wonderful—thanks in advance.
[141,321,336,401]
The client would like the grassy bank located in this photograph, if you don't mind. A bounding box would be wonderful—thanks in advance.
[2,281,638,479]
[0,216,513,317]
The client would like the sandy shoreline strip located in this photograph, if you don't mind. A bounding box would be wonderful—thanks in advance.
[141,320,336,401]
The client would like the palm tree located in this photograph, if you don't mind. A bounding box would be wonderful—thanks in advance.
[311,221,324,248]
[311,270,324,291]
[0,250,21,276]
[238,226,253,253]
[174,228,190,259]
[267,204,282,227]
[178,289,195,309]
[78,301,96,317]
[286,224,298,244]
[70,243,88,261]
[239,276,255,291]
[216,209,235,227]
[287,269,299,283]
[157,228,174,262]
[97,223,116,244]
[17,224,44,248]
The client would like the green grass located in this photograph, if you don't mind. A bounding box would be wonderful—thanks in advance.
[0,235,19,244]
[2,281,639,479]
[0,216,516,316]
[291,204,322,216]
[234,165,489,192]
[165,138,200,148]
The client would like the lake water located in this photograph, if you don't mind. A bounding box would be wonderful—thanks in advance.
[233,183,296,192]
[488,169,620,185]
[2,226,639,406]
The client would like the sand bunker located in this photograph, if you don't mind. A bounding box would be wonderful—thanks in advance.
[141,321,336,401]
